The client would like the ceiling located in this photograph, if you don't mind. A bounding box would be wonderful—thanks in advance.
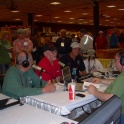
[0,0,124,26]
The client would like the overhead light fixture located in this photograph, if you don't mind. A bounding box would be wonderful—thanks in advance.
[105,20,110,21]
[107,5,116,8]
[83,22,88,23]
[82,13,89,15]
[50,2,61,5]
[104,15,111,18]
[11,10,19,13]
[54,17,60,18]
[118,9,124,10]
[64,10,72,12]
[36,15,42,17]
[78,18,84,20]
[34,20,38,21]
[57,21,62,22]
[15,18,20,20]
[69,18,75,19]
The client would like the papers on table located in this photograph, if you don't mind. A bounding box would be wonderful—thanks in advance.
[83,81,100,90]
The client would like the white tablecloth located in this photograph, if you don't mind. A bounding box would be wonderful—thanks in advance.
[0,103,78,124]
[24,84,107,116]
[0,93,77,124]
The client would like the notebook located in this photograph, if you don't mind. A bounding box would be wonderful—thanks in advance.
[62,66,84,92]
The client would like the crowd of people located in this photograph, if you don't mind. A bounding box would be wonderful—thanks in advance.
[0,27,124,123]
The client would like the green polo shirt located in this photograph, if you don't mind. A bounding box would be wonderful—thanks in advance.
[105,72,124,115]
[2,65,46,99]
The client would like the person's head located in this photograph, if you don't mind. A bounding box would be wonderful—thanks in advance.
[17,28,25,39]
[24,28,31,38]
[60,29,66,38]
[1,31,10,41]
[70,42,80,57]
[44,34,51,43]
[71,34,75,39]
[80,28,87,37]
[115,50,124,72]
[87,49,95,59]
[43,44,58,62]
[16,52,33,71]
[99,31,104,37]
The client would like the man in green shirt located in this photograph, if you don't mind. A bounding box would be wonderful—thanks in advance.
[88,50,124,124]
[2,52,56,99]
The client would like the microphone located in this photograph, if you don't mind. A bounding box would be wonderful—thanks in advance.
[32,64,46,72]
[58,61,65,68]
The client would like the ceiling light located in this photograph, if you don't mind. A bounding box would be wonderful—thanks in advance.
[104,15,111,18]
[11,10,19,13]
[64,10,72,12]
[57,21,62,22]
[34,20,38,21]
[83,22,88,23]
[54,17,60,18]
[105,20,110,21]
[82,13,89,15]
[118,9,124,10]
[15,19,20,20]
[78,18,84,20]
[69,18,75,19]
[107,5,116,8]
[36,15,42,17]
[50,2,61,5]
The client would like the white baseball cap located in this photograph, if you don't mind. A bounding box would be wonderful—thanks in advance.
[70,42,79,48]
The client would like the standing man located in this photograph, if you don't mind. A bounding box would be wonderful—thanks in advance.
[13,28,33,55]
[60,42,86,79]
[88,50,124,124]
[95,31,108,49]
[2,52,56,99]
[35,44,62,83]
[55,29,72,58]
[79,28,93,54]
[110,28,121,49]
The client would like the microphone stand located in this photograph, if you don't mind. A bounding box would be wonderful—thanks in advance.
[39,70,43,87]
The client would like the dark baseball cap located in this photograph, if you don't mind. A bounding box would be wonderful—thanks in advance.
[43,44,57,52]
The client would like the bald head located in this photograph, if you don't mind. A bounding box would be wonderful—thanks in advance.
[16,52,33,68]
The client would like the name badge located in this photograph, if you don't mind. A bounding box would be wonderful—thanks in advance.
[23,42,28,46]
[61,42,64,47]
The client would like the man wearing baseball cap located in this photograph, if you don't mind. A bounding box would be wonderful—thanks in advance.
[60,42,86,79]
[35,44,62,83]
[84,48,103,73]
[95,30,108,49]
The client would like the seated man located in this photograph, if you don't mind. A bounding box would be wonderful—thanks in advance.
[59,42,86,79]
[2,52,56,99]
[35,44,62,83]
[88,50,124,124]
[84,48,104,74]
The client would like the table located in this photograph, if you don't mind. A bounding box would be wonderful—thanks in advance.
[0,93,78,124]
[97,58,111,68]
[96,48,120,59]
[24,84,107,116]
